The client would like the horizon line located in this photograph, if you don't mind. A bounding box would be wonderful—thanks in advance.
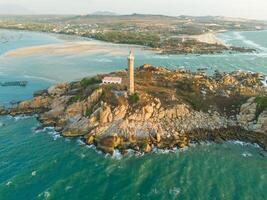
[0,13,266,21]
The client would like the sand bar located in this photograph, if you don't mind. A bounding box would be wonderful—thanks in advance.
[3,41,130,57]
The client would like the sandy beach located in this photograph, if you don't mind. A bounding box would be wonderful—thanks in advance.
[3,41,129,57]
[3,32,226,58]
[190,33,226,46]
[176,32,226,46]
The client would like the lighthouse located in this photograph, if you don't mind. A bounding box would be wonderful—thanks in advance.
[128,50,135,95]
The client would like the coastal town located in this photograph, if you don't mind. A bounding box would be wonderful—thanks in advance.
[0,14,266,54]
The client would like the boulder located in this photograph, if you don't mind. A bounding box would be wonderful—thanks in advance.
[156,132,161,143]
[19,96,50,110]
[99,104,113,124]
[96,134,123,154]
[237,99,257,125]
[143,143,152,153]
[86,135,95,145]
[255,110,267,134]
[113,104,128,121]
[221,75,238,86]
[142,105,154,120]
[62,117,90,137]
[65,102,84,118]
[48,83,69,96]
[176,104,190,117]
[0,107,7,115]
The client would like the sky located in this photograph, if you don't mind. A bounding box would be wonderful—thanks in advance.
[0,0,267,20]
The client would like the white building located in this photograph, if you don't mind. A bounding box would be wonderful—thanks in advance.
[102,77,122,84]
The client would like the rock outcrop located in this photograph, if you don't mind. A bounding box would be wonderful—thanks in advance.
[237,97,267,134]
[1,65,267,154]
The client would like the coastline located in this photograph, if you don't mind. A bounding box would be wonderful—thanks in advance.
[180,32,227,46]
[0,27,256,56]
[1,65,266,155]
[3,41,130,57]
[2,31,254,58]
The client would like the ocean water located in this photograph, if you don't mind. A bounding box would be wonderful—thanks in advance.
[0,29,267,199]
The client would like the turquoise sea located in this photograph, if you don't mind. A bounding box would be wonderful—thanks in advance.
[0,29,267,199]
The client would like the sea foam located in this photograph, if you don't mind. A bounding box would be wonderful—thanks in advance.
[242,152,253,157]
[233,32,267,52]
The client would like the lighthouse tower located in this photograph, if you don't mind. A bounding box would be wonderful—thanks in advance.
[128,50,135,95]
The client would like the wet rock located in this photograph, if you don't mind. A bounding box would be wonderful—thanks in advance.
[96,134,123,154]
[143,143,152,153]
[86,135,95,145]
[0,107,7,115]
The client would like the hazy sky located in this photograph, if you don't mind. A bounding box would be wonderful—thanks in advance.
[1,0,267,20]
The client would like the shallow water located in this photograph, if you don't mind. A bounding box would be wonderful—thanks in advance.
[0,29,267,199]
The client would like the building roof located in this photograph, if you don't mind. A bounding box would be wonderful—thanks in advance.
[102,77,122,82]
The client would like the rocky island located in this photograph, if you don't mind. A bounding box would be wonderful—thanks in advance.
[1,63,267,155]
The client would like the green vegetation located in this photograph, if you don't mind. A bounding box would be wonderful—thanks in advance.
[129,93,140,104]
[85,107,93,117]
[68,94,82,105]
[255,96,267,115]
[80,77,101,88]
[233,96,249,108]
[89,31,161,48]
[101,86,119,107]
[0,15,264,55]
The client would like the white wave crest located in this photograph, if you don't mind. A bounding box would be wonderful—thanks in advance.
[242,152,252,157]
[229,140,261,149]
[77,138,86,146]
[13,115,35,122]
[6,181,12,186]
[233,32,267,52]
[261,76,267,86]
[23,74,56,83]
[112,149,123,160]
[38,191,51,199]
[31,171,37,176]
[169,187,181,198]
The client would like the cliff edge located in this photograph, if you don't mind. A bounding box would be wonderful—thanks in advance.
[3,65,267,154]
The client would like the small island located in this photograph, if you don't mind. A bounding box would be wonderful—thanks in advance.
[1,52,267,155]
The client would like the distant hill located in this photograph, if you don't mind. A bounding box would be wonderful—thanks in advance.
[90,11,118,16]
[0,4,33,15]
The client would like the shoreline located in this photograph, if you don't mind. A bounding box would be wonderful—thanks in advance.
[0,28,257,57]
[180,32,227,46]
[3,41,130,57]
[1,65,266,155]
[1,114,266,157]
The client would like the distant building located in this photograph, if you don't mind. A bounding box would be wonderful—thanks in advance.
[102,77,122,84]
